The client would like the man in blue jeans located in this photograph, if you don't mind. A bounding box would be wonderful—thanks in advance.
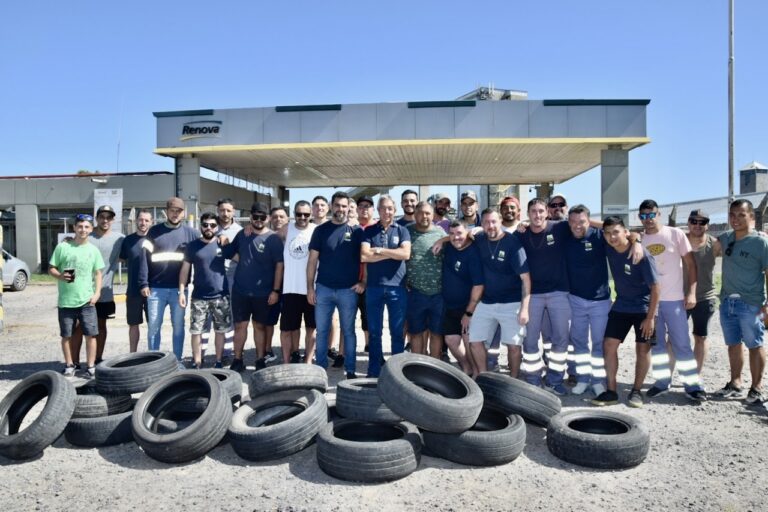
[138,197,199,363]
[716,199,768,405]
[307,191,365,379]
[361,195,412,377]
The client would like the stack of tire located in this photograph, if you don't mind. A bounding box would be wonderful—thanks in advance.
[226,364,329,461]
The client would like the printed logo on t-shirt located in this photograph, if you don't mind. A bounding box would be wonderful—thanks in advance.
[546,234,555,246]
[624,263,631,275]
[497,250,506,262]
[343,231,352,242]
[257,242,266,253]
[454,260,462,272]
[392,236,400,246]
[216,247,222,257]
[288,235,309,260]
[646,243,665,257]
[584,242,592,251]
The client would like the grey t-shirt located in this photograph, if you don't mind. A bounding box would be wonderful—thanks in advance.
[684,234,717,301]
[718,231,768,307]
[91,230,125,302]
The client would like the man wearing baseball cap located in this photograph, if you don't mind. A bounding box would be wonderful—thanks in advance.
[431,193,451,233]
[460,191,481,228]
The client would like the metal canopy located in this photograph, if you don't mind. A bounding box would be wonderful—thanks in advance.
[154,100,650,187]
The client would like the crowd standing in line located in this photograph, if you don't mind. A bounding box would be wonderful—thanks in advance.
[53,192,768,406]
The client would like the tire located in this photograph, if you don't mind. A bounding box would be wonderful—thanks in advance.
[132,372,232,463]
[172,369,242,414]
[336,378,401,423]
[0,371,76,460]
[422,406,526,466]
[316,419,422,483]
[546,409,651,469]
[228,389,327,461]
[64,411,134,447]
[476,372,561,426]
[248,364,327,397]
[72,380,132,418]
[95,351,179,395]
[11,270,28,292]
[377,353,482,433]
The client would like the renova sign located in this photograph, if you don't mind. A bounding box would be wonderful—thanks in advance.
[180,120,222,141]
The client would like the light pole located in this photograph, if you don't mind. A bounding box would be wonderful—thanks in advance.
[728,0,735,204]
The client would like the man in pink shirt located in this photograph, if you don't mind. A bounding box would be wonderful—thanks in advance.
[638,199,706,403]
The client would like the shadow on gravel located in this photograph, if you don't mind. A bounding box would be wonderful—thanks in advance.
[0,452,43,465]
[0,360,62,381]
[96,441,212,470]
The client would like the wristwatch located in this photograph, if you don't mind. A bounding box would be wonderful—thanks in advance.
[464,311,473,317]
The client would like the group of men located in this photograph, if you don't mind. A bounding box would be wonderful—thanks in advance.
[49,190,767,407]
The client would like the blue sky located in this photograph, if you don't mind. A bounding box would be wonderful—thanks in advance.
[1,1,766,213]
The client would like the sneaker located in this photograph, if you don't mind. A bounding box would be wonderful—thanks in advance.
[627,388,644,408]
[591,390,619,406]
[566,374,578,386]
[62,365,76,377]
[289,351,301,364]
[545,383,569,396]
[571,381,590,395]
[715,381,744,398]
[213,361,223,369]
[346,372,357,380]
[646,386,669,398]
[73,363,83,371]
[192,361,203,370]
[229,358,245,372]
[686,389,707,402]
[745,388,764,405]
[264,351,277,364]
[94,358,103,366]
[255,357,267,371]
[332,354,345,368]
[85,366,96,379]
[591,383,606,397]
[327,348,340,360]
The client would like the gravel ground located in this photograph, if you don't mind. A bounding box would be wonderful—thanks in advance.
[0,284,767,512]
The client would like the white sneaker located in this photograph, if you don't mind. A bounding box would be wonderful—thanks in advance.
[592,383,606,397]
[571,381,590,395]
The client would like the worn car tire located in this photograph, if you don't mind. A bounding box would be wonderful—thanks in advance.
[72,380,133,418]
[96,351,179,395]
[172,369,242,413]
[131,372,232,463]
[377,353,482,433]
[476,372,561,426]
[336,378,401,423]
[228,389,327,461]
[12,270,28,292]
[422,406,526,466]
[547,409,650,469]
[317,419,422,482]
[248,364,327,397]
[65,410,134,447]
[0,371,76,460]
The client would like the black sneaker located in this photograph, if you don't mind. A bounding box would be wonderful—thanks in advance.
[685,389,707,402]
[255,357,267,371]
[290,351,301,364]
[332,354,345,368]
[346,372,357,380]
[715,381,744,398]
[213,361,223,369]
[591,390,619,406]
[646,386,669,398]
[327,348,340,360]
[627,388,644,408]
[567,374,578,386]
[745,388,764,405]
[229,358,245,372]
[264,351,277,364]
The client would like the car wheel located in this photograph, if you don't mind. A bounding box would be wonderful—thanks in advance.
[11,271,27,292]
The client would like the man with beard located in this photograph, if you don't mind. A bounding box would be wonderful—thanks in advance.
[397,189,418,227]
[222,202,284,372]
[547,194,568,221]
[307,191,365,379]
[139,197,199,363]
[460,191,481,228]
[432,193,452,233]
[120,209,153,352]
[178,212,231,369]
[500,196,521,232]
[263,205,290,362]
[278,200,317,364]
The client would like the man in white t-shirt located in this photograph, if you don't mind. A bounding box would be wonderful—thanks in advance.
[638,199,706,402]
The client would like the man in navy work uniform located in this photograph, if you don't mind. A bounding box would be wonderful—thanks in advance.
[592,216,660,408]
[307,191,365,379]
[361,195,412,377]
[469,208,531,375]
[222,202,284,372]
[139,197,199,362]
[120,209,153,352]
[178,212,231,369]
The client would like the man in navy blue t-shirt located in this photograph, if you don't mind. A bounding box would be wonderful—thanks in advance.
[119,209,152,352]
[468,208,531,376]
[178,212,231,369]
[222,202,284,372]
[307,191,365,379]
[592,216,660,407]
[361,195,412,377]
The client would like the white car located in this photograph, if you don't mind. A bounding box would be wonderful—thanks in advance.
[2,249,30,291]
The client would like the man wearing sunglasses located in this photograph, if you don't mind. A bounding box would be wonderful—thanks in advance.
[638,199,706,402]
[547,194,568,221]
[277,201,317,365]
[223,202,284,372]
[716,199,768,405]
[139,197,199,364]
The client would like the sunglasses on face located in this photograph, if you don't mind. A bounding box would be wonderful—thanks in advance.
[295,212,311,218]
[75,214,94,222]
[548,202,566,208]
[638,212,658,220]
[201,222,218,228]
[251,213,267,221]
[688,218,708,226]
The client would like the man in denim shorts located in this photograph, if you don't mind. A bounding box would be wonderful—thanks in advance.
[179,212,232,369]
[716,199,768,404]
[48,214,105,378]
